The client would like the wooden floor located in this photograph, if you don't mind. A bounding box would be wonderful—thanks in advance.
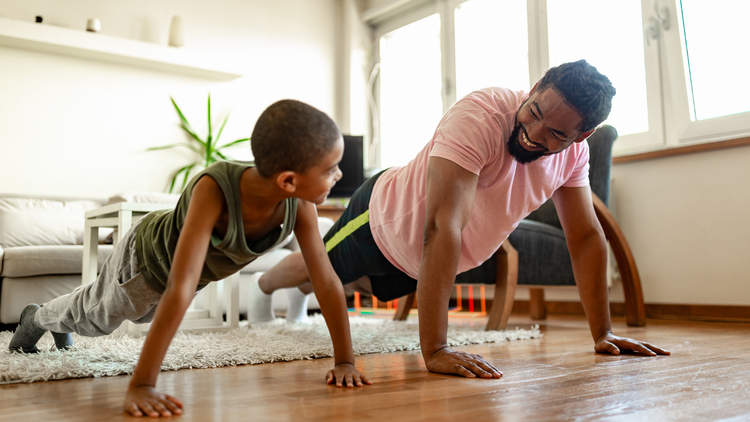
[2,314,750,422]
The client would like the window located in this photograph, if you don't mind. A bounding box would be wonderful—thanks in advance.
[678,0,750,121]
[454,0,530,98]
[378,13,443,168]
[547,0,651,137]
[368,0,750,164]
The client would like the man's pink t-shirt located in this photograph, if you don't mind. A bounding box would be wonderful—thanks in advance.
[368,87,590,279]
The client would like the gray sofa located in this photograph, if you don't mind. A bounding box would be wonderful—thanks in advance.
[0,193,329,324]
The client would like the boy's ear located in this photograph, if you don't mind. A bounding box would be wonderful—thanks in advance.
[574,129,595,143]
[276,171,298,193]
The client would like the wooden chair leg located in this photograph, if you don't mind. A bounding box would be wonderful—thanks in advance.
[592,194,646,326]
[486,240,518,331]
[529,288,547,320]
[393,292,415,321]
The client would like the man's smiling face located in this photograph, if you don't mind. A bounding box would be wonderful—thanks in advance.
[508,87,589,164]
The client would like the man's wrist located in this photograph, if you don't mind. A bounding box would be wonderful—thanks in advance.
[594,330,613,342]
[421,344,448,359]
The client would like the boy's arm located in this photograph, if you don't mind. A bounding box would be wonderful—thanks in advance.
[293,199,371,387]
[417,157,502,378]
[124,176,224,417]
[552,186,669,356]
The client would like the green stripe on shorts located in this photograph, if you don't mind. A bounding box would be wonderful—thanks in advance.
[325,209,369,252]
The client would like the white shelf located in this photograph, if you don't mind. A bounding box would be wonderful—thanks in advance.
[0,16,242,80]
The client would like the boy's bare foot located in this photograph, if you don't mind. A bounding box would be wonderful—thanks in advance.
[9,304,46,353]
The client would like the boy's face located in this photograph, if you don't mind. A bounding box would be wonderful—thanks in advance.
[295,137,344,204]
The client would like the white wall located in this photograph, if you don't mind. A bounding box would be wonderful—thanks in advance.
[519,145,750,308]
[610,145,750,306]
[0,0,339,197]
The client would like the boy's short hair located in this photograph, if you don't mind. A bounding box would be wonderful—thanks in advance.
[537,60,616,133]
[251,100,341,178]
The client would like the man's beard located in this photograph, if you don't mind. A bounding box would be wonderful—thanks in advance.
[507,124,545,164]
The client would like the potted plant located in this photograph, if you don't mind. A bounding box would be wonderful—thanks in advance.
[149,95,250,192]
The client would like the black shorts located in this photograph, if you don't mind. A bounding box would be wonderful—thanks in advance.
[323,170,418,302]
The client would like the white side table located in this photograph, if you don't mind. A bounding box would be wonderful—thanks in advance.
[82,202,240,335]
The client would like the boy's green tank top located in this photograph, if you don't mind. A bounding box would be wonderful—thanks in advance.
[135,161,298,294]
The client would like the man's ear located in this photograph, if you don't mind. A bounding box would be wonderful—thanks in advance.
[529,81,539,95]
[276,171,298,193]
[575,129,595,143]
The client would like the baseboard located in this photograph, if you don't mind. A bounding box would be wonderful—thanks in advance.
[450,299,750,323]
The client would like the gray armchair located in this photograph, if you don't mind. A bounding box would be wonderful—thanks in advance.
[394,125,646,330]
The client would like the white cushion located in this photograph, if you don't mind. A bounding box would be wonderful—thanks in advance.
[107,191,181,205]
[0,198,104,248]
[0,275,81,323]
[1,245,114,278]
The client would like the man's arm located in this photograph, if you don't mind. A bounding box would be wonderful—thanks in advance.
[293,200,371,387]
[417,157,503,378]
[124,176,224,417]
[552,186,669,355]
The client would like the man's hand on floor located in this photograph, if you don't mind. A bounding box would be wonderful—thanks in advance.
[594,332,671,356]
[425,347,503,379]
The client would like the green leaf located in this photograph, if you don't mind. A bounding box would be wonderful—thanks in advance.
[180,123,208,148]
[215,115,230,144]
[168,164,191,193]
[147,142,201,155]
[217,137,250,150]
[215,150,229,160]
[171,97,197,137]
[180,163,197,192]
[207,94,212,145]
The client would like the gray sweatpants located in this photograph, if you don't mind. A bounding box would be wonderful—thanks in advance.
[35,218,163,336]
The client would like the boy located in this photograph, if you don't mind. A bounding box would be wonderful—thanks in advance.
[9,99,371,418]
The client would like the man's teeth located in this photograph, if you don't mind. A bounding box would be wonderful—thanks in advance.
[522,132,537,148]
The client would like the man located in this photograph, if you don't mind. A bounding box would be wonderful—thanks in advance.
[250,60,669,380]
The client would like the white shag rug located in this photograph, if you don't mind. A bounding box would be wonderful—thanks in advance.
[0,315,541,385]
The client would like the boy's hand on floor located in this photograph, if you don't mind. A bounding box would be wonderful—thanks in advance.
[124,385,184,418]
[326,363,373,388]
[425,347,503,379]
[594,332,671,356]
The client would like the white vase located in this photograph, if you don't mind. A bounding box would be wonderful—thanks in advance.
[86,18,101,33]
[168,15,184,47]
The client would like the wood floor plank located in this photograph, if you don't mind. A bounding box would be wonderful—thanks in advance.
[1,315,749,421]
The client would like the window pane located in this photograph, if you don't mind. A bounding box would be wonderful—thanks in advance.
[680,0,750,121]
[455,0,530,99]
[379,14,443,168]
[547,0,648,136]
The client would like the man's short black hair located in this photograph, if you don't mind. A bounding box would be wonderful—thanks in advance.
[537,60,616,133]
[251,99,341,178]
